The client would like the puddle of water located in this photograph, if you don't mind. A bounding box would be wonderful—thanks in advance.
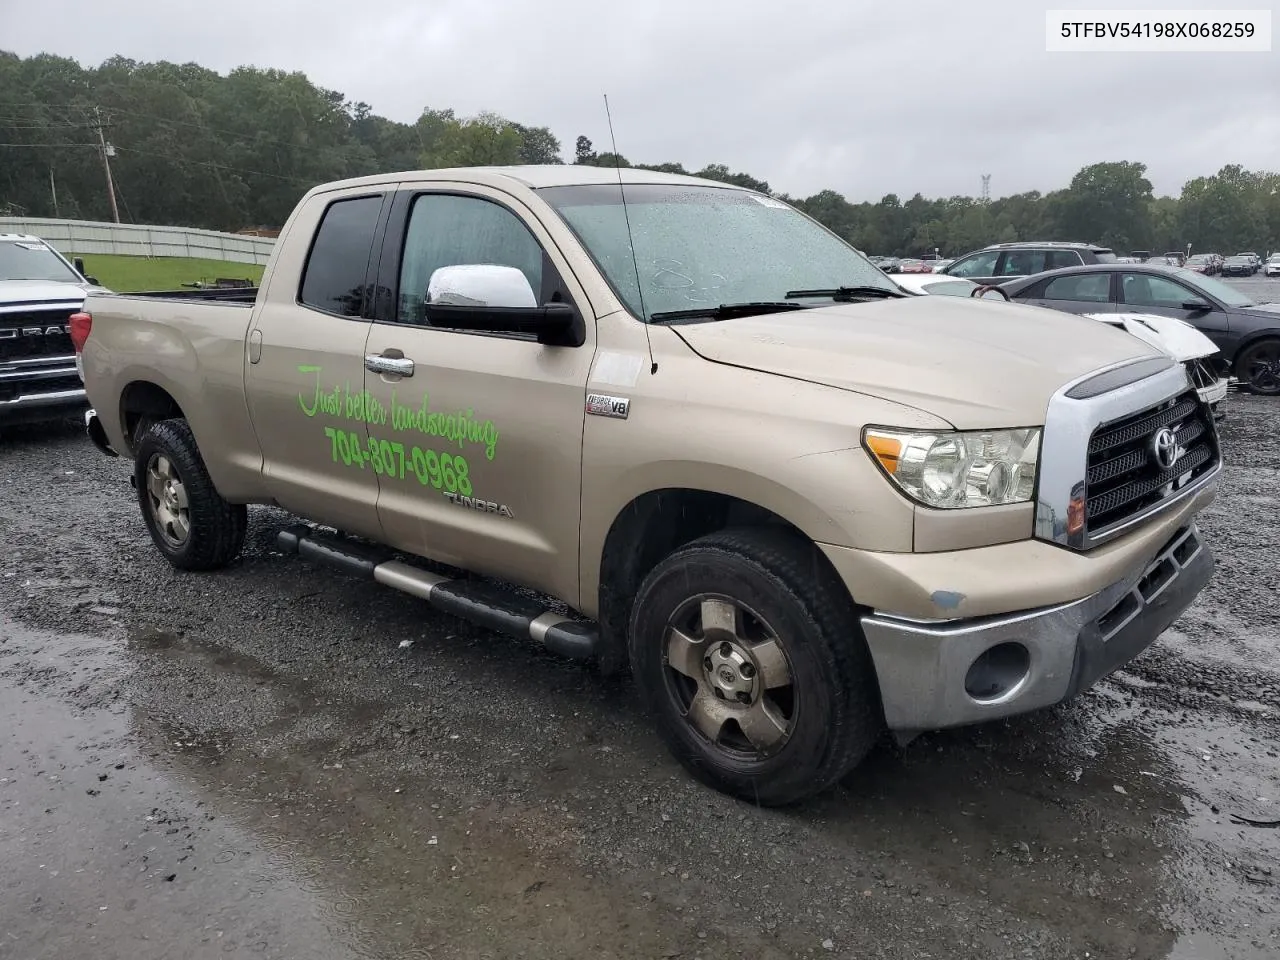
[0,617,424,960]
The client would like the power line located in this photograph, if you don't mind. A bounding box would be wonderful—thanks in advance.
[112,145,318,185]
[2,100,324,151]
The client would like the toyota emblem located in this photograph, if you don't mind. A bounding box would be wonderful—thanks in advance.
[1150,427,1179,469]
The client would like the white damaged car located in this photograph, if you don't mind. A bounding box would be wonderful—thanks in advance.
[892,273,1230,418]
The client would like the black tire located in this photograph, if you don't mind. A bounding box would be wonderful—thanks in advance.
[1234,338,1280,396]
[628,527,883,806]
[133,418,247,571]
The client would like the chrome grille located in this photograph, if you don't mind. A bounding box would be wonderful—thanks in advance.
[1084,390,1218,537]
[0,308,76,363]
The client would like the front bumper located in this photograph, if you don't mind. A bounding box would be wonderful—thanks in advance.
[1198,376,1230,406]
[0,386,87,424]
[859,524,1212,732]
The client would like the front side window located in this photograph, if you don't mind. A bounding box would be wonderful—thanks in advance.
[946,250,1000,279]
[537,184,897,320]
[1172,267,1255,307]
[1043,273,1111,303]
[1120,272,1196,308]
[298,194,383,317]
[398,194,544,324]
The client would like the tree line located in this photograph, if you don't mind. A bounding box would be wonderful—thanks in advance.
[2,51,1277,257]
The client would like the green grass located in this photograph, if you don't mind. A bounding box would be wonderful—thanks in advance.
[70,254,264,293]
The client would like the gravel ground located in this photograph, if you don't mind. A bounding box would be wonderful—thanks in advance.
[2,311,1278,959]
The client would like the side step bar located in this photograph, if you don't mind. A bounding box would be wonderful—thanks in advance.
[276,525,600,662]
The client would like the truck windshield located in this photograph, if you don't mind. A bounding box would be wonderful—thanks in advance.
[0,240,82,283]
[537,184,898,321]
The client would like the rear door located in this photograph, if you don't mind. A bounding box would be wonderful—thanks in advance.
[243,189,390,540]
[359,183,595,604]
[992,249,1049,285]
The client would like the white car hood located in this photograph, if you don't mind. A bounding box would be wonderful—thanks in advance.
[0,278,100,307]
[1082,312,1218,362]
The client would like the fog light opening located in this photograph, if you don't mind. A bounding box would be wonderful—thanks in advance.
[964,641,1031,703]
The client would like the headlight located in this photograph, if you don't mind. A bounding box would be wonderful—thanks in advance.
[863,427,1041,508]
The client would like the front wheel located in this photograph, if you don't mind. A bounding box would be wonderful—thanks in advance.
[628,528,883,806]
[1234,338,1280,396]
[133,418,248,571]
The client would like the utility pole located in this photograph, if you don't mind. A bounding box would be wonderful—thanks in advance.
[49,167,59,218]
[980,174,991,204]
[93,107,121,224]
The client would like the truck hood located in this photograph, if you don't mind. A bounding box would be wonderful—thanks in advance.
[0,278,100,308]
[1082,312,1219,362]
[671,297,1163,429]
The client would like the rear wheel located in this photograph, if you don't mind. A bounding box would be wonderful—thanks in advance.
[628,528,883,806]
[1234,338,1280,396]
[133,418,247,571]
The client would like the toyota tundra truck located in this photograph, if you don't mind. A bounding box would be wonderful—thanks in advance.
[73,166,1221,805]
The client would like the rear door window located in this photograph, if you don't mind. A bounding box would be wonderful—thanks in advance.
[997,250,1048,276]
[298,194,384,317]
[1044,250,1084,270]
[1042,273,1112,303]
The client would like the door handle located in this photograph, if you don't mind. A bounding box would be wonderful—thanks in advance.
[364,354,415,377]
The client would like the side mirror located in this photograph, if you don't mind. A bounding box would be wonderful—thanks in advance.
[1181,298,1211,312]
[422,264,581,346]
[84,276,100,286]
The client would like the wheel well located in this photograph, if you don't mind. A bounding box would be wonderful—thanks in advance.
[120,381,185,446]
[596,489,811,671]
[1232,333,1280,373]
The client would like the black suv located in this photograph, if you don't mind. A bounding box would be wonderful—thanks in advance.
[939,241,1117,286]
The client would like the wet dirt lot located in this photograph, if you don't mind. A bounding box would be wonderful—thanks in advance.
[2,398,1278,959]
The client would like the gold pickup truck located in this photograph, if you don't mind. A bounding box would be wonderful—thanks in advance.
[74,166,1221,805]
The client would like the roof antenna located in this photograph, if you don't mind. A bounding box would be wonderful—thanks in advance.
[603,93,656,375]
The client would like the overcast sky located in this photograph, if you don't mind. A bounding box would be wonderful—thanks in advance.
[2,0,1275,202]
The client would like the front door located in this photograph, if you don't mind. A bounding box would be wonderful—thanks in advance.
[360,185,595,604]
[1118,271,1231,347]
[244,190,387,540]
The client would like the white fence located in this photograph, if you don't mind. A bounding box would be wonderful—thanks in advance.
[0,216,276,266]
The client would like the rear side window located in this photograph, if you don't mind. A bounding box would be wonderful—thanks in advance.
[1091,250,1118,263]
[998,250,1047,276]
[1045,250,1083,270]
[1043,273,1111,303]
[299,194,383,317]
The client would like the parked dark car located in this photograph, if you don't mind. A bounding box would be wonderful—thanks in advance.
[1221,255,1255,277]
[1184,254,1216,275]
[998,262,1280,394]
[939,241,1116,286]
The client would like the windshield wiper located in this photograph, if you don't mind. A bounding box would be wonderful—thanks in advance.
[648,301,807,323]
[785,285,906,300]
